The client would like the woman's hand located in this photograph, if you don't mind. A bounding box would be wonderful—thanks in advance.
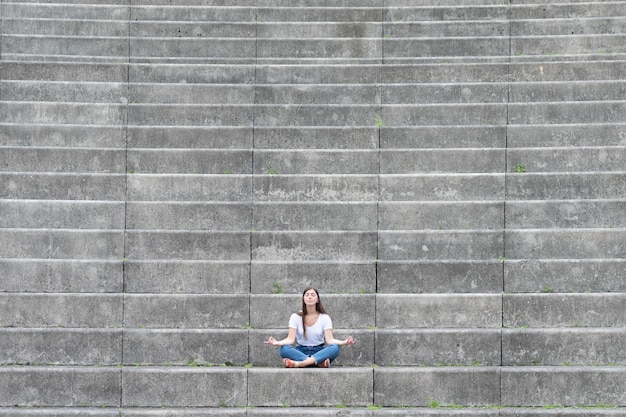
[344,336,356,346]
[264,336,278,346]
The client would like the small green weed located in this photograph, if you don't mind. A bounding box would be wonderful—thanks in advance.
[273,281,283,294]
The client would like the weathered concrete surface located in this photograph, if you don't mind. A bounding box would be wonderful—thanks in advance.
[248,368,373,407]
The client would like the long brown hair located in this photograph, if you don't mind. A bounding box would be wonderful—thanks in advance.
[297,286,327,340]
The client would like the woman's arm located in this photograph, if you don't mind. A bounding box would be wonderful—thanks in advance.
[264,327,297,346]
[324,328,357,346]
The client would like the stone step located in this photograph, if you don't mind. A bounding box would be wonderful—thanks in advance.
[1,326,624,367]
[510,2,626,20]
[10,79,624,105]
[504,293,626,328]
[0,293,123,328]
[377,259,503,293]
[507,147,626,173]
[15,366,558,408]
[504,259,626,293]
[0,258,123,293]
[511,16,626,36]
[506,172,626,199]
[3,18,128,36]
[506,228,626,259]
[0,147,125,173]
[1,61,128,82]
[0,408,624,417]
[0,172,126,200]
[127,149,252,174]
[508,123,626,147]
[2,35,129,60]
[0,200,125,229]
[0,328,122,365]
[502,327,626,366]
[0,102,126,125]
[1,3,129,20]
[506,199,626,228]
[0,229,123,260]
[1,81,128,103]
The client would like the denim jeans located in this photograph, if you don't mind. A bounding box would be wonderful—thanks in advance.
[279,344,340,366]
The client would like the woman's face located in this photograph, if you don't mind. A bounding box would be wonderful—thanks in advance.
[303,289,319,307]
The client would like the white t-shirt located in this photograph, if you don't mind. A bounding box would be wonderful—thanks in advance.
[288,312,332,346]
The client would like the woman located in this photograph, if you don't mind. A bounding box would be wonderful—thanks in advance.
[264,287,357,368]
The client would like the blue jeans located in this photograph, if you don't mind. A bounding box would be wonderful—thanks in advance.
[279,344,340,366]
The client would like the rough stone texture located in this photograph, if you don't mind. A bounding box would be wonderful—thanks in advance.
[0,367,121,407]
[376,294,502,329]
[121,368,247,407]
[501,368,626,407]
[374,367,501,407]
[248,368,373,407]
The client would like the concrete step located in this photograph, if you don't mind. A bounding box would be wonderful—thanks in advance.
[509,80,626,102]
[0,258,123,293]
[374,329,501,366]
[377,260,503,293]
[0,328,122,365]
[131,21,255,38]
[511,16,626,36]
[127,174,253,201]
[127,149,251,174]
[0,102,126,125]
[3,17,128,37]
[253,149,378,174]
[2,35,129,61]
[1,61,128,82]
[504,293,626,328]
[380,174,504,201]
[508,123,626,147]
[0,293,123,328]
[252,202,377,230]
[510,2,626,20]
[129,83,254,104]
[506,228,626,260]
[507,147,626,173]
[125,230,250,261]
[507,172,626,200]
[379,201,504,230]
[0,228,123,260]
[127,126,253,149]
[375,294,502,328]
[0,200,125,229]
[1,3,129,20]
[0,172,126,200]
[1,81,128,103]
[0,147,125,173]
[505,259,626,293]
[126,202,252,231]
[510,101,626,125]
[506,199,626,228]
[127,104,253,126]
[0,408,624,417]
[379,230,503,261]
[503,327,626,366]
[124,260,250,294]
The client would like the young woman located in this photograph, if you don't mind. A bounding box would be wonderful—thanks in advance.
[264,287,357,368]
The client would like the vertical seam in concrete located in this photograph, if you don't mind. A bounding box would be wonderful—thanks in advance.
[120,0,132,408]
[500,0,514,408]
[247,0,260,370]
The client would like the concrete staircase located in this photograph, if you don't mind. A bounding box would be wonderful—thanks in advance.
[1,0,625,414]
